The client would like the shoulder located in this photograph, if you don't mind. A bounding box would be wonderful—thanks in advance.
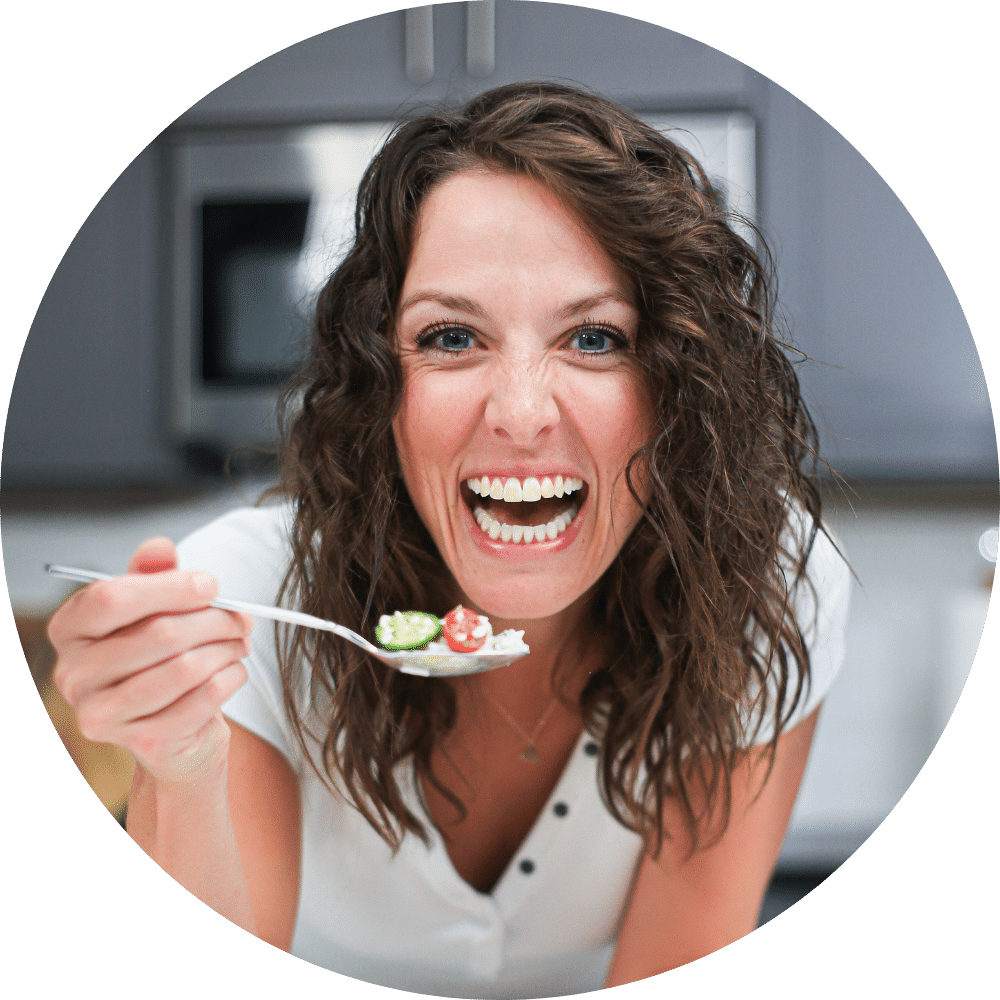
[176,500,295,606]
[779,492,851,611]
[744,492,852,745]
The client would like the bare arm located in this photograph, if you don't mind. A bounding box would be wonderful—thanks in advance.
[124,719,301,949]
[224,719,301,950]
[604,708,819,986]
[49,537,299,947]
[126,736,257,935]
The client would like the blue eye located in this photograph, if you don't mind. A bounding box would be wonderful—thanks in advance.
[438,329,472,351]
[417,326,473,353]
[572,328,618,353]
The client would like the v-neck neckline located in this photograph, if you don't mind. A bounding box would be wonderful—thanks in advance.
[402,728,594,911]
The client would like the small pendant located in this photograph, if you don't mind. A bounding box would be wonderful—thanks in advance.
[521,745,540,762]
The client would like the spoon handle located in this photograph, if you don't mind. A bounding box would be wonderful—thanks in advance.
[44,564,380,653]
[46,565,114,585]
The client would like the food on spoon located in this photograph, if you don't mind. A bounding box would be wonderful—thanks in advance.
[375,610,443,651]
[487,628,529,652]
[442,605,491,652]
[374,605,529,659]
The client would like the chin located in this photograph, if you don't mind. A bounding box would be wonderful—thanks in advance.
[456,573,588,624]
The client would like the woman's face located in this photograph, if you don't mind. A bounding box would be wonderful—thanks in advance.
[393,169,653,622]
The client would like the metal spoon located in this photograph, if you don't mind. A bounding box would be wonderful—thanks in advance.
[45,564,528,678]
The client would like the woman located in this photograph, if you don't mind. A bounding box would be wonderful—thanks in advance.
[49,82,850,995]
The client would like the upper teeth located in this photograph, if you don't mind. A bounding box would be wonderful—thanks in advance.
[467,475,584,500]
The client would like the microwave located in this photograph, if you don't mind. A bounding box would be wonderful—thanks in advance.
[166,113,755,459]
[166,122,394,460]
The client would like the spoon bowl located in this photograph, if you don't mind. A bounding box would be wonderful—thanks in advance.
[365,646,529,677]
[45,564,529,677]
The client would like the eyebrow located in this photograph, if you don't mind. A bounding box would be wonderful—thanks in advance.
[398,292,488,317]
[398,290,634,319]
[554,291,635,319]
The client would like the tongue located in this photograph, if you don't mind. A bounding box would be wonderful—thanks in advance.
[484,497,568,527]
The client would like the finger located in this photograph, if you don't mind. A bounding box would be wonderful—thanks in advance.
[55,606,254,704]
[48,568,220,648]
[74,638,251,742]
[121,660,249,766]
[128,536,179,575]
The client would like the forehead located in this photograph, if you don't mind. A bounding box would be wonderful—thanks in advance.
[403,169,631,299]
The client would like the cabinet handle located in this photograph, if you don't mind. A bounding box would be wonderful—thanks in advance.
[406,6,435,84]
[467,1,495,78]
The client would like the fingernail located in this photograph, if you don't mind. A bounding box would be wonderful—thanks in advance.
[192,571,216,597]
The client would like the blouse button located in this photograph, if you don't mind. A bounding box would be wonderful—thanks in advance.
[519,859,535,875]
[584,741,599,757]
[553,802,569,817]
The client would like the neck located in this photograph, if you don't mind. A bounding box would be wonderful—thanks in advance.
[457,586,604,710]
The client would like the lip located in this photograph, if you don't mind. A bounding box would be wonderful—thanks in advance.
[461,487,587,560]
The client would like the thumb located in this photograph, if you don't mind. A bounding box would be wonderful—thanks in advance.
[127,536,178,575]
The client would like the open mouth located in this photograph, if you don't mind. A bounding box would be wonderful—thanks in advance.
[461,474,588,545]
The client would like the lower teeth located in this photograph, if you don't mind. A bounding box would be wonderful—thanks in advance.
[473,505,578,544]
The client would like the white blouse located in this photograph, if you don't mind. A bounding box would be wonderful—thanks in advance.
[177,501,850,998]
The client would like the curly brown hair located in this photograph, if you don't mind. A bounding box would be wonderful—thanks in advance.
[271,81,825,854]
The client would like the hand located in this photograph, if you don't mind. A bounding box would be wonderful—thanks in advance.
[48,537,254,785]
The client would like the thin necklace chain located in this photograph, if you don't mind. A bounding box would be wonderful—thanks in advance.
[484,691,561,763]
[475,630,589,763]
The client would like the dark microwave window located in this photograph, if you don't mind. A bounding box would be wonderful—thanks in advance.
[201,199,311,386]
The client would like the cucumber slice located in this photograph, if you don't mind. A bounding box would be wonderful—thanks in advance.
[375,610,443,651]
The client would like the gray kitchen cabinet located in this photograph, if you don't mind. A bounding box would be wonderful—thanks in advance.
[4,3,995,485]
[175,4,748,125]
[4,144,185,485]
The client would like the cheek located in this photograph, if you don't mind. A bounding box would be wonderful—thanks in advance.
[594,389,654,532]
[568,373,652,482]
[392,371,478,483]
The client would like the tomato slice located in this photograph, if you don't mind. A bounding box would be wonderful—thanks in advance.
[442,605,489,652]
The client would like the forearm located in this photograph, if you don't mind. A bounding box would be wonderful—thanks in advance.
[126,757,257,936]
[604,711,820,987]
[603,858,759,987]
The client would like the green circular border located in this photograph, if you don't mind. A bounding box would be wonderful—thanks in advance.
[0,0,1000,1000]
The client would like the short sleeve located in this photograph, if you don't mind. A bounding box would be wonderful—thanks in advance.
[176,503,301,769]
[745,503,852,745]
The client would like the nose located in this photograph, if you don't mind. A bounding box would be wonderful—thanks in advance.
[483,357,560,445]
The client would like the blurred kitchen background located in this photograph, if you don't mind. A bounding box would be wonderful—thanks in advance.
[3,3,997,927]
